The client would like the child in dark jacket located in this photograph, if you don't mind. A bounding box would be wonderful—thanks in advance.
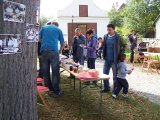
[112,54,134,99]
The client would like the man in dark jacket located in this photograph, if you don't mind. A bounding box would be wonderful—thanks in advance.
[102,24,125,93]
[128,30,137,63]
[72,28,86,65]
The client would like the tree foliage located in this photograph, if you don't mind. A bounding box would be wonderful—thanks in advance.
[108,9,124,27]
[38,16,49,27]
[108,0,160,37]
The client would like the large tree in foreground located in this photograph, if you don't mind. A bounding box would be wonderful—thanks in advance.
[0,0,40,119]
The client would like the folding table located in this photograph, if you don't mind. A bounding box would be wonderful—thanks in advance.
[60,65,110,116]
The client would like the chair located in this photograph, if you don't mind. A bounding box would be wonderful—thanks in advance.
[142,54,160,74]
[37,86,50,112]
[37,77,44,84]
[133,53,145,66]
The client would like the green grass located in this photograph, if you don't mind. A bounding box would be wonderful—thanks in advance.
[37,75,160,120]
[125,52,160,60]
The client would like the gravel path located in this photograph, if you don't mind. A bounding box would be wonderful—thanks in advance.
[95,59,160,105]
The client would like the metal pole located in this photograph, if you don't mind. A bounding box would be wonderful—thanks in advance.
[71,15,74,46]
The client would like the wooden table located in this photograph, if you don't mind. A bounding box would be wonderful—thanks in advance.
[143,52,160,60]
[60,65,110,116]
[149,53,160,60]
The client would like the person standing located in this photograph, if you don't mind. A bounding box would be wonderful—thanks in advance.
[85,29,97,69]
[97,37,103,59]
[39,21,64,96]
[128,30,137,63]
[62,41,70,58]
[37,41,43,78]
[83,29,98,85]
[72,28,86,65]
[112,54,133,98]
[101,24,125,93]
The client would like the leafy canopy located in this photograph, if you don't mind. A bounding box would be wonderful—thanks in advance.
[108,0,160,37]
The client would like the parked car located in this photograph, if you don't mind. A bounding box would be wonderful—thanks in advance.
[138,41,150,52]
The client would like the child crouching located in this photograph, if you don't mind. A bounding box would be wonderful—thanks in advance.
[112,54,133,99]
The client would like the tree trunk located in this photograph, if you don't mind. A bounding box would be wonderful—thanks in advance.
[0,0,40,120]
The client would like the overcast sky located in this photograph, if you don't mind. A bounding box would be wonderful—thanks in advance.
[40,0,126,17]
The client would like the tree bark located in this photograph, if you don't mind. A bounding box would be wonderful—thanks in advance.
[0,0,40,120]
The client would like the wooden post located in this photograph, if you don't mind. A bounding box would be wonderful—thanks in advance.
[0,0,40,119]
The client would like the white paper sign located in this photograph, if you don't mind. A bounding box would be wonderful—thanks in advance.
[3,0,26,23]
[0,34,22,55]
[26,24,40,42]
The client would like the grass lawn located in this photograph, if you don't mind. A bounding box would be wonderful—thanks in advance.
[37,75,160,120]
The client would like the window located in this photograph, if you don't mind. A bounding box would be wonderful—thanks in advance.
[77,24,87,29]
[79,5,88,17]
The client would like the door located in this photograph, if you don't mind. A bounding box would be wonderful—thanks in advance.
[68,23,97,46]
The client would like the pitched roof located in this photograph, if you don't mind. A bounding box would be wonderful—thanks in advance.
[154,14,160,23]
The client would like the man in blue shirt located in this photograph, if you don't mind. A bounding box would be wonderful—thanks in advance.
[102,24,125,93]
[39,21,64,96]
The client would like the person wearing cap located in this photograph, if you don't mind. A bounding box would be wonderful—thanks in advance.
[39,21,64,96]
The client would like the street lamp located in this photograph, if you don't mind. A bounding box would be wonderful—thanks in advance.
[71,15,74,45]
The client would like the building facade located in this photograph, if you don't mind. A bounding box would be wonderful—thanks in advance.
[155,14,160,38]
[57,0,109,45]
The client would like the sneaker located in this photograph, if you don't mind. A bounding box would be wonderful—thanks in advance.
[48,91,54,96]
[55,91,64,97]
[100,89,110,93]
[112,94,117,99]
[122,94,128,98]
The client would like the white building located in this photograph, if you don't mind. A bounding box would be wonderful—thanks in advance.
[57,0,109,45]
[155,14,160,38]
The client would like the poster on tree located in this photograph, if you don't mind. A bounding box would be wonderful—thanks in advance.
[3,0,26,23]
[26,24,40,42]
[0,34,22,55]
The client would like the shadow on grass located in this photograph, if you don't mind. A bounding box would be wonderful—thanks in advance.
[38,74,160,120]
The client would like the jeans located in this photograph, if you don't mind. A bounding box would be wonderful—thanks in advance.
[41,49,61,94]
[87,58,97,84]
[113,77,129,95]
[103,60,117,91]
[73,56,84,65]
[38,56,43,78]
[87,58,96,69]
[130,44,135,63]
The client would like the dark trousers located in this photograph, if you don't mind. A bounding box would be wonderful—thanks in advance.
[38,56,43,78]
[41,49,60,94]
[114,77,129,96]
[97,50,103,59]
[130,44,135,63]
[87,58,96,69]
[73,56,84,65]
[87,58,97,84]
[62,52,69,58]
